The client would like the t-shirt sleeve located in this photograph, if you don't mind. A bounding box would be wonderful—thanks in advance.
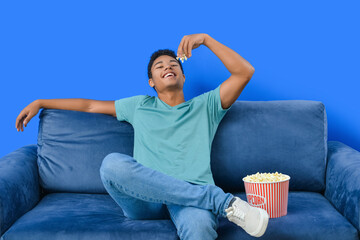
[114,95,146,123]
[206,84,232,124]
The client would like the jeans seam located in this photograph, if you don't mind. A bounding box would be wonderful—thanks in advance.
[104,172,168,204]
[114,181,158,203]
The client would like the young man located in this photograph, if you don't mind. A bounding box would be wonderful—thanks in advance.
[15,33,269,239]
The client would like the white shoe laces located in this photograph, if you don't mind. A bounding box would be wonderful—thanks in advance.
[232,207,246,222]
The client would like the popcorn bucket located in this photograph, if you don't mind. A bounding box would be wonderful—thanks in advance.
[243,175,290,218]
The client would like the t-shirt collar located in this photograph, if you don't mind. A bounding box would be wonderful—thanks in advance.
[156,97,190,109]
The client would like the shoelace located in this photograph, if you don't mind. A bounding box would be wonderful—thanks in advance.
[232,207,246,222]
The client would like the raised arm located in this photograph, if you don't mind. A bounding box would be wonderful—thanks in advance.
[203,34,254,109]
[177,33,254,110]
[15,99,116,132]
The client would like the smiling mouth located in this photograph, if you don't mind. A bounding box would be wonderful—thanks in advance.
[163,72,177,78]
[163,74,176,79]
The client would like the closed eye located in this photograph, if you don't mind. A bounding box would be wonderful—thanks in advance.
[157,65,177,69]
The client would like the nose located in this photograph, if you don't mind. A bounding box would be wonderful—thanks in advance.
[164,62,173,70]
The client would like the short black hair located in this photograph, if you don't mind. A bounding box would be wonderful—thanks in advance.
[147,49,184,93]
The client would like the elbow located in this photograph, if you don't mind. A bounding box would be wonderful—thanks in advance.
[249,66,255,75]
[85,100,94,113]
[247,67,255,80]
[233,66,255,79]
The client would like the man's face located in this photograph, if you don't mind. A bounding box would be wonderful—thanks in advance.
[149,55,185,92]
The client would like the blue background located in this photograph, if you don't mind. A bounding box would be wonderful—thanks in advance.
[1,1,359,158]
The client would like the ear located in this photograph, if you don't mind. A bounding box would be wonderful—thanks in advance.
[149,78,155,88]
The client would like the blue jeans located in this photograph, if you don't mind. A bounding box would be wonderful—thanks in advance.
[99,152,234,240]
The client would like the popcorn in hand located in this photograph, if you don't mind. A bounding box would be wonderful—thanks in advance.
[176,54,187,63]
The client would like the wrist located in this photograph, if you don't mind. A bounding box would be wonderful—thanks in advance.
[34,99,42,108]
[203,34,212,46]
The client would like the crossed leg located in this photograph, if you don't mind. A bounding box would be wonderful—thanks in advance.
[102,176,219,240]
[99,152,234,217]
[99,152,234,239]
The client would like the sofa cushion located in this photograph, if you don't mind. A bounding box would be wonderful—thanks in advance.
[2,192,357,240]
[211,100,327,193]
[37,109,133,193]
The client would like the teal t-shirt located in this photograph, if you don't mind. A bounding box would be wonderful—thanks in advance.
[114,84,232,185]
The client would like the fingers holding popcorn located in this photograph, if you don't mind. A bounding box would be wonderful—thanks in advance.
[178,36,191,59]
[176,54,187,63]
[177,33,206,61]
[177,36,186,59]
[184,38,191,58]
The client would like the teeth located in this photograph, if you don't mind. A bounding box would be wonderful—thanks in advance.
[164,73,174,78]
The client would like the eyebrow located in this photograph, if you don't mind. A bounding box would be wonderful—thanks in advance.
[153,59,178,68]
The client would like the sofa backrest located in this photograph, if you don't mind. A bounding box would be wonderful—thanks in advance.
[211,100,327,193]
[37,100,327,194]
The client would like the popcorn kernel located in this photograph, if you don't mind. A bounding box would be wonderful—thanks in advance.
[176,54,187,63]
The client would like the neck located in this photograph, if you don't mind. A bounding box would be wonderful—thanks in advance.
[157,90,185,107]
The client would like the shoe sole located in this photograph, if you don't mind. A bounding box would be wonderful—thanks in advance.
[248,208,269,237]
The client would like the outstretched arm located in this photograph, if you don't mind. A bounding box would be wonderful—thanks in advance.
[15,99,116,132]
[177,33,254,109]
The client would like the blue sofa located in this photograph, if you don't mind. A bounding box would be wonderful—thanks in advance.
[1,100,359,240]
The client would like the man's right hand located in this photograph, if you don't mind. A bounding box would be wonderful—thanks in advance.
[16,100,40,132]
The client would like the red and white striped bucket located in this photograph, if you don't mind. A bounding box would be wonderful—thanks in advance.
[243,176,290,218]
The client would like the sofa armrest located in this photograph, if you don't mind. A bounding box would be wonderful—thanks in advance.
[0,144,41,236]
[325,141,360,231]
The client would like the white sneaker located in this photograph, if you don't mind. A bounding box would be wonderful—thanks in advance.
[225,196,269,237]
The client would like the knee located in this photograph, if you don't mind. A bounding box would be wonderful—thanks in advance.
[99,152,132,180]
[180,213,218,240]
